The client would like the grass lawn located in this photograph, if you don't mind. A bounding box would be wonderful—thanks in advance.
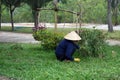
[0,43,120,80]
[106,30,120,40]
[0,27,33,33]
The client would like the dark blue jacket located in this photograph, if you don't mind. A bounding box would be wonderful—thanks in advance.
[55,39,79,61]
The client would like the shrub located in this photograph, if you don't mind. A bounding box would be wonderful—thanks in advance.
[33,28,107,57]
[33,29,65,50]
[78,28,107,57]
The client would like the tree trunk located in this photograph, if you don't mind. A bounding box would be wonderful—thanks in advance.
[32,10,39,28]
[54,11,57,31]
[10,6,14,31]
[114,8,118,26]
[0,0,1,30]
[107,0,113,32]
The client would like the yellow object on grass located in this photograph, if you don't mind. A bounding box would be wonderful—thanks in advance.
[74,58,80,62]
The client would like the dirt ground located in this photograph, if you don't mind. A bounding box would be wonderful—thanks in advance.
[0,76,10,80]
[0,31,39,43]
[106,39,120,46]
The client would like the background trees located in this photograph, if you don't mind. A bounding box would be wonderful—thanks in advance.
[107,0,113,32]
[1,0,22,31]
[0,0,107,23]
[24,0,53,28]
[0,0,1,30]
[1,0,120,31]
[111,0,120,25]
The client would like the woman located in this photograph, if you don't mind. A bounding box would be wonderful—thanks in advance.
[55,31,81,62]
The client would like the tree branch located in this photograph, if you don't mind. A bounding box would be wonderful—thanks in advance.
[37,8,79,15]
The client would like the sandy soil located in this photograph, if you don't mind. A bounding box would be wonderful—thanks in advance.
[0,31,39,43]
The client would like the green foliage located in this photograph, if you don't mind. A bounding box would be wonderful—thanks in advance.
[1,0,120,24]
[1,0,109,24]
[33,28,107,57]
[0,43,120,80]
[33,29,65,50]
[1,7,11,22]
[78,28,107,57]
[24,0,53,10]
[14,4,33,22]
[2,0,22,8]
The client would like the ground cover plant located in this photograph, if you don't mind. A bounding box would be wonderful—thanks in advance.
[0,43,120,80]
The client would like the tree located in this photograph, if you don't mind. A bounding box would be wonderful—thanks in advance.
[107,0,113,32]
[0,0,1,30]
[2,0,22,31]
[24,0,52,29]
[111,0,120,25]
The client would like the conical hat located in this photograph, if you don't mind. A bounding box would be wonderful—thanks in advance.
[64,31,81,41]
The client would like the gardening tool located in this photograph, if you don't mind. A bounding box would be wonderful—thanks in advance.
[74,58,80,62]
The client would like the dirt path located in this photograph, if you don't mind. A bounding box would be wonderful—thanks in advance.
[0,76,10,80]
[0,31,120,45]
[0,31,39,43]
[106,39,120,46]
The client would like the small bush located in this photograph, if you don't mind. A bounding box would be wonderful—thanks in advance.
[78,28,107,57]
[33,29,65,50]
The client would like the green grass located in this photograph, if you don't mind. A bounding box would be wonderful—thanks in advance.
[0,43,120,80]
[0,26,33,33]
[106,30,120,40]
